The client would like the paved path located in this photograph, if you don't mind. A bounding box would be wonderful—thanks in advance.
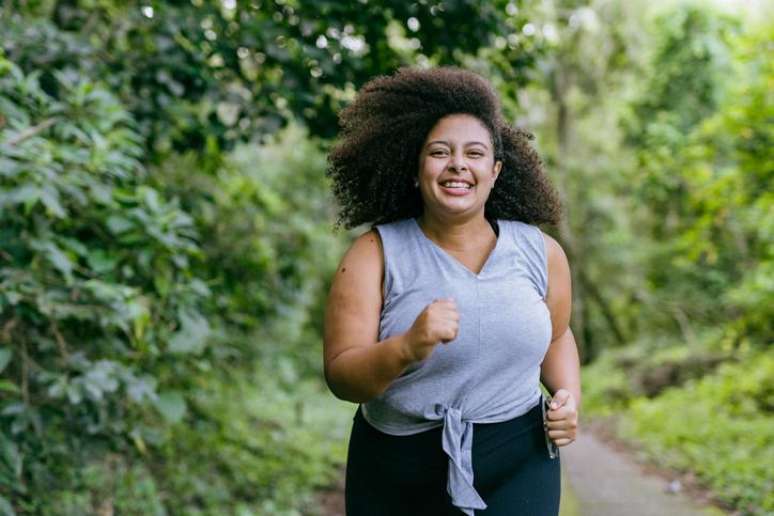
[559,429,725,516]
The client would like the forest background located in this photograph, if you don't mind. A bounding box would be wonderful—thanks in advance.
[0,0,771,514]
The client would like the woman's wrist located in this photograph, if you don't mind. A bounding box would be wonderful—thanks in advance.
[394,332,419,369]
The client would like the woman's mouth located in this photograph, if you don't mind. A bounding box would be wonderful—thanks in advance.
[439,180,474,196]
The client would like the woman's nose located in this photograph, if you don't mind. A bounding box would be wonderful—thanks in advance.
[448,151,467,171]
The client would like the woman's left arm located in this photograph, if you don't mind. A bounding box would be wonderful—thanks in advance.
[540,232,581,445]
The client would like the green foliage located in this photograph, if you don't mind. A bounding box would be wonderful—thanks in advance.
[41,459,167,516]
[620,352,774,514]
[546,2,771,359]
[625,6,737,141]
[1,0,771,513]
[1,0,538,152]
[681,24,774,343]
[154,364,352,515]
[583,344,773,514]
[582,328,730,411]
[0,51,348,512]
[627,16,772,345]
[584,81,772,498]
[152,125,348,379]
[0,52,207,512]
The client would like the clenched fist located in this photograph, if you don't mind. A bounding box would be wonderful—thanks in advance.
[544,389,579,447]
[402,298,459,363]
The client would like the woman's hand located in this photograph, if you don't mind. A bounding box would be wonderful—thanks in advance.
[545,389,578,447]
[403,298,459,363]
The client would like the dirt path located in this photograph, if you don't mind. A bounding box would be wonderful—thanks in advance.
[559,427,727,516]
[315,465,346,516]
[314,424,730,515]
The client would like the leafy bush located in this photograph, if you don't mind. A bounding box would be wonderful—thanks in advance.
[153,363,352,515]
[582,338,773,515]
[619,352,774,515]
[581,329,735,412]
[0,51,350,512]
[621,11,772,349]
[0,52,209,512]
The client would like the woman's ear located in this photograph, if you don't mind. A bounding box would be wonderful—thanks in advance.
[493,160,503,180]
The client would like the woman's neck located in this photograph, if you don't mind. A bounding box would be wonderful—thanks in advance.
[417,212,496,252]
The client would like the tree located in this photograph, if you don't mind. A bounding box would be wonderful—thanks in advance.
[2,0,539,157]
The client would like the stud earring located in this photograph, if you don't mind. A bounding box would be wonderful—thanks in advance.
[413,179,419,188]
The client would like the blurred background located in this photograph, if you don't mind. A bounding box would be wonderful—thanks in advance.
[0,0,771,514]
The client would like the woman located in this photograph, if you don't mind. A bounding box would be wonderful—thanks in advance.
[323,67,580,515]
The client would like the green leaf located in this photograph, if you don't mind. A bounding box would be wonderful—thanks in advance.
[153,392,187,424]
[44,243,73,280]
[168,309,210,355]
[0,433,22,481]
[106,215,134,234]
[40,186,66,218]
[0,494,16,516]
[0,349,11,374]
[31,240,73,281]
[0,381,18,393]
[85,249,118,273]
[8,185,40,205]
[66,383,83,405]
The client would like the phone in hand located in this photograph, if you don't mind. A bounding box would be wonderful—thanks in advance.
[541,394,559,460]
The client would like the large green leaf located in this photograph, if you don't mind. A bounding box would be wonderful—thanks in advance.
[0,349,11,374]
[168,309,210,355]
[153,392,187,424]
[0,494,16,516]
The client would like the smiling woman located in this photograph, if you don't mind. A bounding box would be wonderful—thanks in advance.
[323,67,581,516]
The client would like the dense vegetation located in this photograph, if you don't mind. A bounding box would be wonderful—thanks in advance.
[1,0,770,514]
[578,12,773,513]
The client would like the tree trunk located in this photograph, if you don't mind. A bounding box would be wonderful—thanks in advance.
[549,63,590,361]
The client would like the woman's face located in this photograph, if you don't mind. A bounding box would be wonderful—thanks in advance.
[417,113,502,220]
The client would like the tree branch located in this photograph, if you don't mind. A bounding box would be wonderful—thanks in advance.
[5,117,60,146]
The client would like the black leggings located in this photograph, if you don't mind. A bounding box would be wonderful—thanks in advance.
[345,403,561,515]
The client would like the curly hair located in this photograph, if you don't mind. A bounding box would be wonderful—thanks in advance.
[326,66,561,229]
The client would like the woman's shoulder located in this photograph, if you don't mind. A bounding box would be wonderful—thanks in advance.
[347,227,384,263]
[499,218,546,246]
[331,228,386,296]
[345,218,415,262]
[373,217,416,232]
[371,217,417,246]
[499,218,541,231]
[499,219,557,270]
[503,220,567,279]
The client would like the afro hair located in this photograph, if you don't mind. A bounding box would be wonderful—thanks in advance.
[326,66,561,229]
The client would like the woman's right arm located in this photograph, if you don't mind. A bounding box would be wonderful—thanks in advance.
[323,229,416,404]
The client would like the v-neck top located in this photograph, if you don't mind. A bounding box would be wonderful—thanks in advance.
[412,217,501,278]
[360,216,552,516]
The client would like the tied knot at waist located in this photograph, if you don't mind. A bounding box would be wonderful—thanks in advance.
[426,403,486,516]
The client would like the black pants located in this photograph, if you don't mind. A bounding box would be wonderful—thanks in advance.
[345,402,561,515]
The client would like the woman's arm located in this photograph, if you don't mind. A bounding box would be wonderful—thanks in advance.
[541,327,581,408]
[323,229,415,403]
[540,232,581,443]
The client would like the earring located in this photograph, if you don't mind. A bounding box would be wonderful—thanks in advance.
[413,179,419,188]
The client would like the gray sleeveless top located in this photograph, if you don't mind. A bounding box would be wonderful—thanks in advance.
[360,216,552,515]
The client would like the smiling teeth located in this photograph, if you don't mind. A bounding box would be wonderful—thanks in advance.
[441,181,472,188]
